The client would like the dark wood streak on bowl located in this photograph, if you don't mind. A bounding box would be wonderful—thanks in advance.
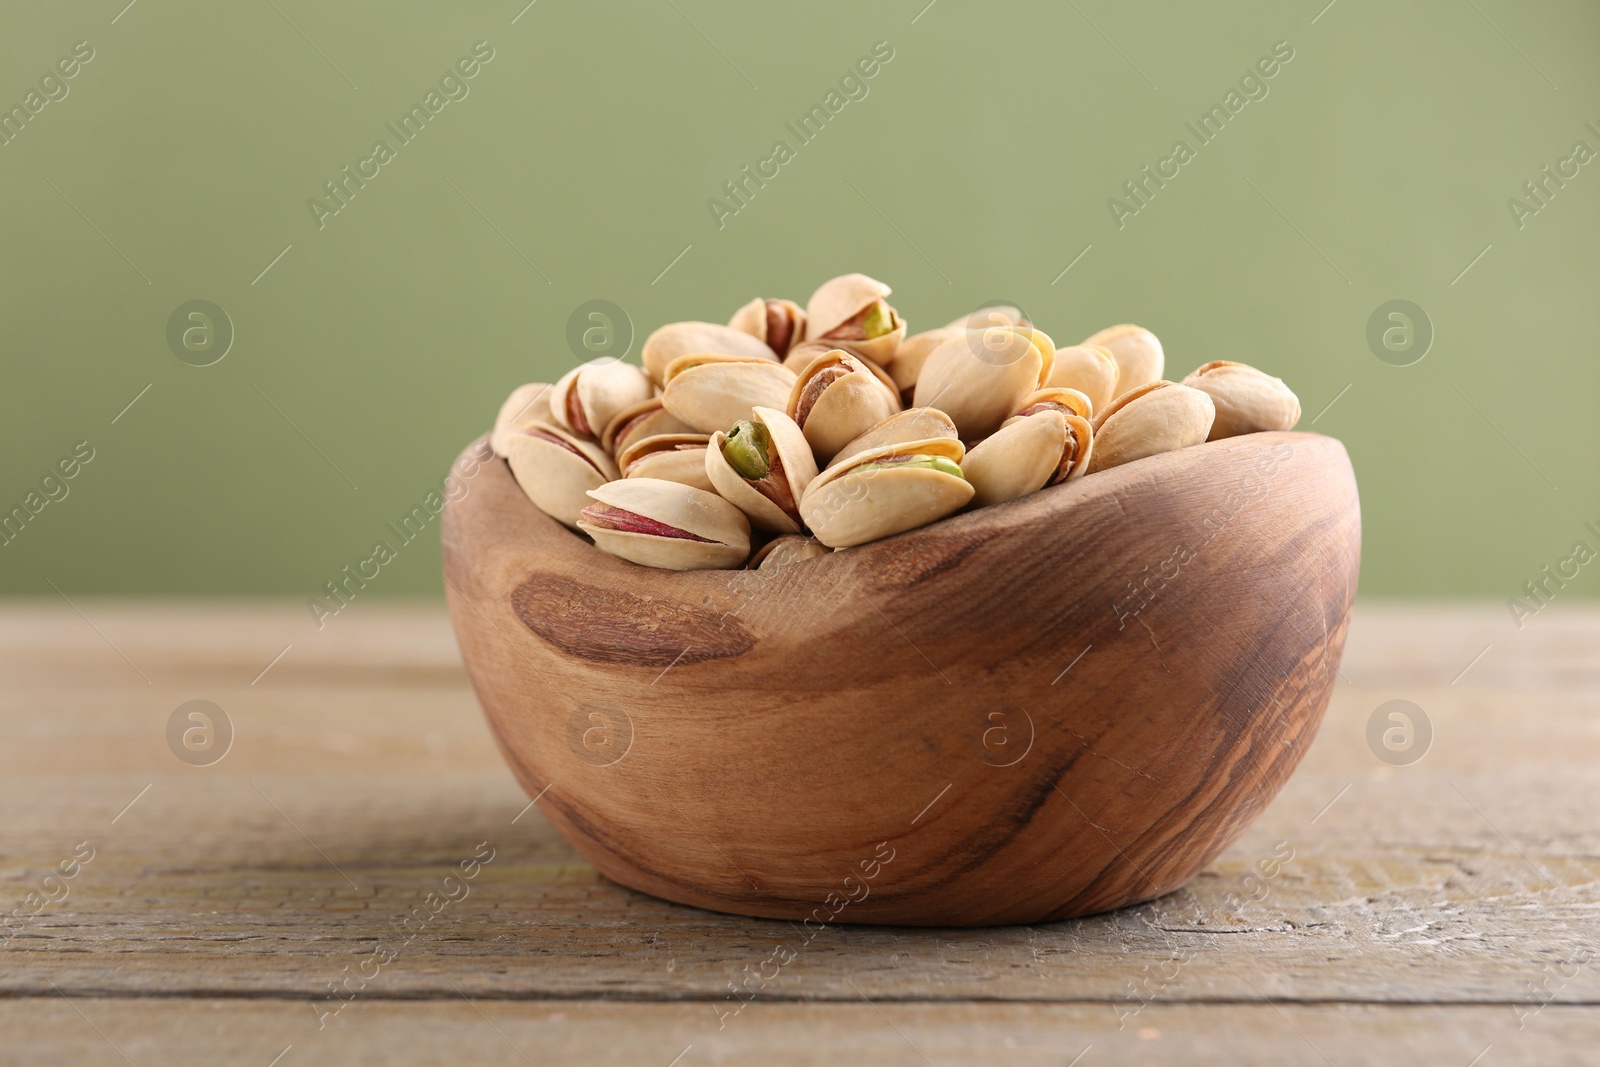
[443,430,1360,925]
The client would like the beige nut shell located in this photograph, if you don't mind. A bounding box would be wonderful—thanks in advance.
[1087,380,1214,474]
[799,437,973,549]
[579,477,750,570]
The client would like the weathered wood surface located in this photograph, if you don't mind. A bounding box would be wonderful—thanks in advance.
[1,601,1597,1064]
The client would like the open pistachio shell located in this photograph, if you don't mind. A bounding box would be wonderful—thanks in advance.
[1045,345,1120,415]
[1087,381,1214,474]
[886,327,957,396]
[601,396,696,457]
[728,297,807,357]
[502,421,620,529]
[640,321,777,385]
[1013,386,1093,422]
[1083,324,1164,397]
[705,406,818,534]
[911,328,1046,440]
[491,382,554,457]
[788,350,902,463]
[749,535,830,570]
[660,354,798,435]
[1181,360,1301,439]
[620,433,715,493]
[828,407,959,470]
[579,477,750,570]
[799,437,973,549]
[806,273,892,339]
[550,358,654,440]
[945,305,1030,331]
[963,408,1094,508]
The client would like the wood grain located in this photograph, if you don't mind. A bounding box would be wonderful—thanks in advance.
[1,601,1597,1064]
[442,431,1361,924]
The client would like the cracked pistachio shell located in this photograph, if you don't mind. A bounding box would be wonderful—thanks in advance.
[728,297,807,357]
[660,353,798,435]
[579,477,750,570]
[1181,360,1301,439]
[705,406,818,534]
[963,408,1094,508]
[1086,381,1214,474]
[640,321,777,385]
[550,358,654,440]
[502,421,620,529]
[1045,345,1120,416]
[619,433,715,494]
[911,328,1046,441]
[805,272,892,339]
[828,407,959,470]
[491,382,554,458]
[749,535,830,570]
[1012,386,1093,422]
[1083,324,1164,397]
[788,350,902,463]
[601,396,695,457]
[799,437,973,549]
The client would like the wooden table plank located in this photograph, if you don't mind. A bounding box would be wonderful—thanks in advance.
[1,1001,1593,1067]
[2,602,1597,1064]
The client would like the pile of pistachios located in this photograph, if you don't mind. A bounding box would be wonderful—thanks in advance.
[490,273,1302,571]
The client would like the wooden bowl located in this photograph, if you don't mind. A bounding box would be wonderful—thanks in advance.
[442,431,1359,926]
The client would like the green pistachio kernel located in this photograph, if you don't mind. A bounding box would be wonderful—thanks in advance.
[722,420,772,480]
[853,454,964,479]
[860,300,895,339]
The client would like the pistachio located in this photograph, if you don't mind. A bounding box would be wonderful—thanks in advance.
[805,273,905,364]
[963,405,1094,508]
[491,382,554,457]
[1013,386,1093,422]
[601,396,697,457]
[1044,345,1120,415]
[884,327,955,397]
[660,353,798,434]
[640,321,777,386]
[502,420,620,529]
[579,478,751,570]
[827,407,959,470]
[799,437,973,548]
[1086,381,1214,474]
[1180,360,1301,439]
[705,406,818,534]
[911,328,1045,440]
[729,297,807,357]
[619,433,715,494]
[550,358,654,439]
[749,535,830,570]
[1082,324,1163,397]
[787,349,902,463]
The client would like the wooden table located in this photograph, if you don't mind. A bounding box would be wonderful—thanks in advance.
[2,601,1596,1065]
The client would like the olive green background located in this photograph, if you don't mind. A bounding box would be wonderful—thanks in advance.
[2,0,1596,601]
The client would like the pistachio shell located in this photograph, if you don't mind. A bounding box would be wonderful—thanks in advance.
[491,382,554,457]
[579,477,750,570]
[799,437,973,549]
[704,406,818,534]
[620,433,715,493]
[963,409,1094,508]
[502,421,620,529]
[1013,386,1093,422]
[550,358,653,439]
[911,328,1045,440]
[1083,324,1163,396]
[660,354,798,434]
[749,535,830,569]
[944,305,1029,330]
[1181,360,1301,439]
[640,321,777,385]
[1045,345,1120,415]
[601,396,696,457]
[728,297,807,357]
[886,327,958,395]
[805,273,892,339]
[1087,381,1214,474]
[788,350,902,463]
[828,407,959,470]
